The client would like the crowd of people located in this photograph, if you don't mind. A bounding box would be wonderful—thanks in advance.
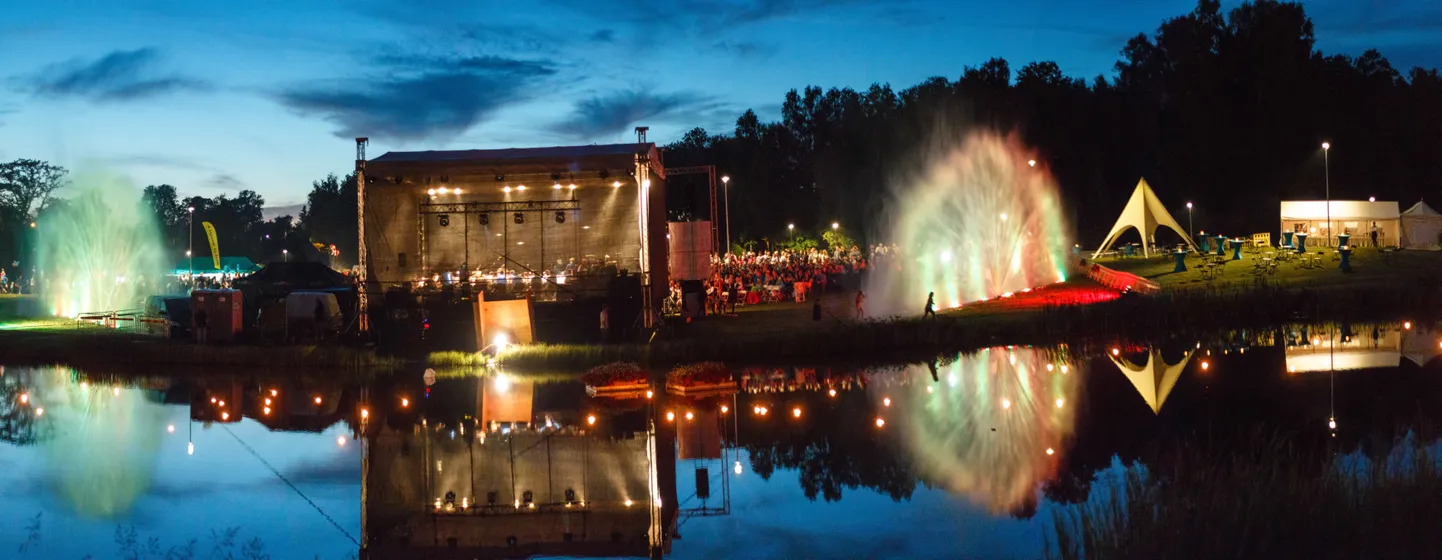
[668,247,870,316]
[0,266,33,294]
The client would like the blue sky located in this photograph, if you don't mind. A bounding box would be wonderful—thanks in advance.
[0,0,1437,207]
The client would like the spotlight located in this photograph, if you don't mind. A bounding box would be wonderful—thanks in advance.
[437,187,449,195]
[439,215,450,227]
[612,181,622,188]
[503,186,512,193]
[567,184,577,190]
[514,212,524,225]
[479,213,489,226]
[516,185,527,192]
[555,211,565,224]
[427,188,436,196]
[553,183,562,190]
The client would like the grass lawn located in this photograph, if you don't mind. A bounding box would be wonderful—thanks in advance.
[1095,246,1442,292]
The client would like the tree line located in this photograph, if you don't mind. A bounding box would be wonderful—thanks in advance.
[0,158,359,271]
[662,0,1442,249]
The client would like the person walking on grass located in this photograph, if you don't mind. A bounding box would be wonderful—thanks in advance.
[855,290,866,319]
[924,292,937,320]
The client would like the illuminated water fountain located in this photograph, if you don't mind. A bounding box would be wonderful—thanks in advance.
[888,347,1079,513]
[20,367,169,518]
[35,172,168,318]
[866,131,1069,315]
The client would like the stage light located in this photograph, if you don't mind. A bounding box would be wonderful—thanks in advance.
[875,418,885,428]
[612,181,622,188]
[503,186,512,193]
[720,405,728,413]
[514,212,524,224]
[685,411,694,421]
[479,213,489,225]
[439,215,450,227]
[567,184,577,190]
[666,411,675,421]
[516,185,527,192]
[453,188,462,195]
[437,187,449,195]
[792,407,801,418]
[427,188,436,196]
[587,415,596,425]
[555,211,565,224]
[646,390,654,399]
[553,183,562,190]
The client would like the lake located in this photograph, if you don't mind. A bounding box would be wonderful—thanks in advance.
[3,321,1439,559]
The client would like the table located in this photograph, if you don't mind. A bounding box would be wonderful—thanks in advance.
[1295,233,1309,253]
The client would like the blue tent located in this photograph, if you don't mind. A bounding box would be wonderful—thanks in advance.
[173,256,260,275]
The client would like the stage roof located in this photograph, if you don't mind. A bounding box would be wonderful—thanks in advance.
[372,143,655,164]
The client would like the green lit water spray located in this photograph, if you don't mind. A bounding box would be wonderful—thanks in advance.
[890,347,1079,513]
[35,172,168,317]
[867,131,1070,315]
[22,367,169,518]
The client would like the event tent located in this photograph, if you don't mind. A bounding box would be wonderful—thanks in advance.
[1093,179,1197,258]
[1111,348,1193,414]
[1279,200,1399,247]
[1400,201,1442,249]
[172,256,260,276]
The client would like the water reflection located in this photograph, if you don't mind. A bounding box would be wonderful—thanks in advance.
[895,348,1078,515]
[26,367,171,517]
[1112,348,1192,414]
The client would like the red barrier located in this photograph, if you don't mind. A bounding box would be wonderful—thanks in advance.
[1086,262,1161,295]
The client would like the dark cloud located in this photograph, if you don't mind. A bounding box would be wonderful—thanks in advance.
[208,173,244,190]
[550,89,723,140]
[713,41,778,59]
[276,54,558,141]
[589,29,617,43]
[21,47,207,102]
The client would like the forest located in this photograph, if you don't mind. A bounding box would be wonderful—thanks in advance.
[662,0,1442,250]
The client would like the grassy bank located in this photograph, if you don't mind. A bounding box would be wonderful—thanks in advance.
[1047,437,1442,559]
[0,318,402,371]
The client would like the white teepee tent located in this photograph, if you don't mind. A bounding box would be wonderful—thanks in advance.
[1093,178,1198,258]
[1111,349,1193,415]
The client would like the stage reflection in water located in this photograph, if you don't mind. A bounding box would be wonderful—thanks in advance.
[891,347,1079,514]
[26,367,169,518]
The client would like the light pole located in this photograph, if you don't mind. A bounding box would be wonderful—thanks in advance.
[787,223,794,248]
[1322,142,1331,246]
[721,175,731,254]
[187,206,195,278]
[283,249,289,262]
[1186,202,1193,242]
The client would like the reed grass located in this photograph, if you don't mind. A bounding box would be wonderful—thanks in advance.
[1047,437,1442,560]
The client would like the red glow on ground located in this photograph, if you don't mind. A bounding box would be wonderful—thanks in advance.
[953,280,1121,314]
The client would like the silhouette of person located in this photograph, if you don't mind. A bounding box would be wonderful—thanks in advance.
[924,292,936,320]
[1370,222,1379,247]
[855,290,865,319]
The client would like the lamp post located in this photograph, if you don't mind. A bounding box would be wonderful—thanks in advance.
[721,175,731,254]
[1186,202,1193,242]
[283,249,289,262]
[1322,142,1331,246]
[787,223,794,246]
[187,206,195,278]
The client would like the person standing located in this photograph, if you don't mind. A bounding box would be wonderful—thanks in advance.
[1370,222,1379,247]
[599,305,610,343]
[924,292,936,320]
[194,309,209,344]
[855,290,866,319]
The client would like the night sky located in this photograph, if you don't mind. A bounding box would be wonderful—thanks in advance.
[0,0,1436,208]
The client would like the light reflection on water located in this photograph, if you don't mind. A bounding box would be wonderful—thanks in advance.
[3,321,1441,558]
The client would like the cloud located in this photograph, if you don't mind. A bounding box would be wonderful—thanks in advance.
[208,173,244,190]
[549,89,723,140]
[21,47,206,101]
[714,41,778,59]
[276,54,557,140]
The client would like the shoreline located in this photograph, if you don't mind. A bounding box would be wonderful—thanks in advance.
[3,256,1437,374]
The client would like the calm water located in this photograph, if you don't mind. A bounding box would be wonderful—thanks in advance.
[3,321,1440,559]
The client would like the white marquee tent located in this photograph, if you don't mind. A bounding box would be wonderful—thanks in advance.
[1093,178,1198,258]
[1279,200,1399,247]
[1400,201,1442,249]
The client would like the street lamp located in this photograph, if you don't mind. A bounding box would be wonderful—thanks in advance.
[831,222,839,230]
[1321,142,1332,246]
[282,249,289,262]
[1186,202,1193,241]
[721,175,731,253]
[187,206,195,278]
